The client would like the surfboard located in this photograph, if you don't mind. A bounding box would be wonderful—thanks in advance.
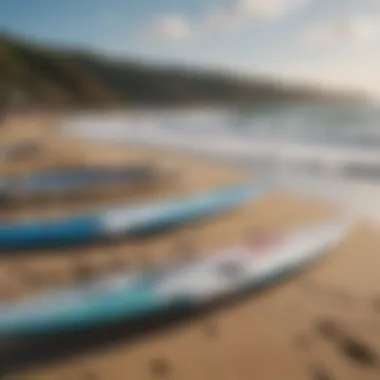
[0,164,169,199]
[0,220,350,337]
[0,180,270,251]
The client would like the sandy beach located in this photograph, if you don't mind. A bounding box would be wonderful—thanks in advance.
[0,115,379,380]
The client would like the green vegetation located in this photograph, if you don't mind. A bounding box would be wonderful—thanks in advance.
[0,32,365,109]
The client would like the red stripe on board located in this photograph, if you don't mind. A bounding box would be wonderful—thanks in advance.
[247,236,283,257]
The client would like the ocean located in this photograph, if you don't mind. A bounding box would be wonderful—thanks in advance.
[62,104,380,225]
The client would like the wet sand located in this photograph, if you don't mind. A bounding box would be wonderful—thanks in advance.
[0,115,379,380]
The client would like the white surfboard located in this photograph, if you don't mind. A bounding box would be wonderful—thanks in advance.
[0,219,351,337]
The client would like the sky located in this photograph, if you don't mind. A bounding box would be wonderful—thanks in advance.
[1,0,380,97]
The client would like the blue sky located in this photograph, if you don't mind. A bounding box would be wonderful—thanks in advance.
[1,0,380,96]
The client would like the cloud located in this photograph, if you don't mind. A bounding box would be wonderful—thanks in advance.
[302,15,380,46]
[277,55,380,97]
[204,0,308,31]
[142,15,191,41]
[235,0,308,19]
[141,0,309,42]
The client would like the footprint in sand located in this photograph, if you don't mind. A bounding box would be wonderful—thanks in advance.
[315,318,378,368]
[315,319,341,341]
[149,358,172,378]
[339,336,378,367]
[309,364,335,380]
[80,372,101,380]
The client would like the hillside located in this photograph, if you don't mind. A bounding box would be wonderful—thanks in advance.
[0,33,365,109]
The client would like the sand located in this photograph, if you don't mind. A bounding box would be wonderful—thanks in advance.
[0,115,379,380]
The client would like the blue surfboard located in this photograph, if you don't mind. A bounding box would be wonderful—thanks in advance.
[0,165,167,199]
[0,180,270,251]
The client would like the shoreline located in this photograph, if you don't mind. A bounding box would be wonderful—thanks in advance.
[61,110,380,184]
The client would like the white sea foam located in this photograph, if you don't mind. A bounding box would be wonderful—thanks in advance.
[61,108,380,225]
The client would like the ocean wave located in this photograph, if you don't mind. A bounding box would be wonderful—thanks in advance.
[62,108,380,222]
